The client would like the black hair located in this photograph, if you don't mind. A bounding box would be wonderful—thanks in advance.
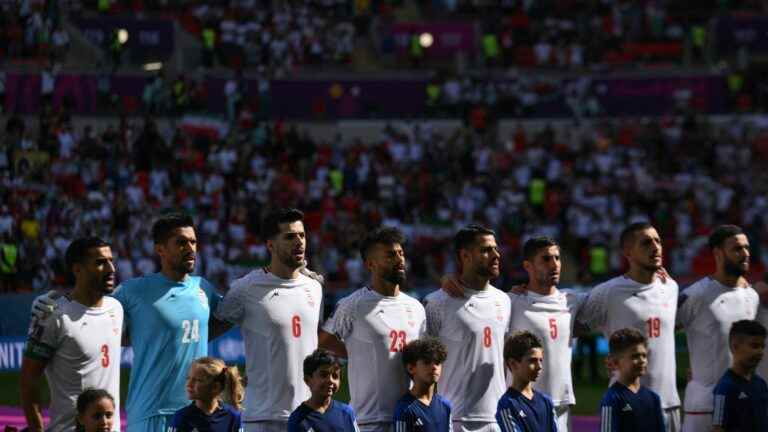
[359,226,405,261]
[609,328,647,355]
[260,208,304,241]
[152,213,195,244]
[522,236,559,261]
[401,337,448,369]
[453,224,495,256]
[729,319,767,343]
[504,331,543,361]
[76,388,114,415]
[708,224,744,250]
[303,348,341,377]
[65,237,110,273]
[619,222,654,249]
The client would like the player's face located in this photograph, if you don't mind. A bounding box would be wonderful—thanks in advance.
[268,221,306,270]
[625,228,662,272]
[77,397,115,432]
[75,246,116,295]
[305,364,341,399]
[463,235,501,279]
[367,242,406,285]
[408,359,442,386]
[525,246,561,288]
[510,348,544,382]
[732,335,765,371]
[157,227,197,275]
[614,343,648,380]
[719,234,750,277]
[186,364,219,402]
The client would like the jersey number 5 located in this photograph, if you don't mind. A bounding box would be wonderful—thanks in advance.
[549,318,558,340]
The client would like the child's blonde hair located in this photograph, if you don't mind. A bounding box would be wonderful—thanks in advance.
[192,357,245,410]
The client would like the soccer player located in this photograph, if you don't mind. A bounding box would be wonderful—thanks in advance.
[507,236,586,432]
[496,331,558,432]
[288,349,360,432]
[21,237,122,432]
[577,222,681,431]
[425,224,511,432]
[599,328,665,432]
[712,320,768,432]
[215,208,323,432]
[320,227,427,432]
[393,337,452,432]
[677,225,759,432]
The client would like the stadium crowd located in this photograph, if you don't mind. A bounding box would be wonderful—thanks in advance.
[3,104,768,293]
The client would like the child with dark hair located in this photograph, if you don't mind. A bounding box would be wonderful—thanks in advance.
[76,389,116,432]
[497,331,558,432]
[712,320,768,432]
[393,337,452,431]
[288,349,359,432]
[599,328,665,432]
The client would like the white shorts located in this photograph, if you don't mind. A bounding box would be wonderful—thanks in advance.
[244,421,287,432]
[452,421,501,432]
[555,405,571,432]
[358,423,393,432]
[664,407,682,432]
[681,411,711,432]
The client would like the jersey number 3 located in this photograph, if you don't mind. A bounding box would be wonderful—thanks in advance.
[100,345,109,368]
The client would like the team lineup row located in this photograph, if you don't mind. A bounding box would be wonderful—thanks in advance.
[18,209,768,432]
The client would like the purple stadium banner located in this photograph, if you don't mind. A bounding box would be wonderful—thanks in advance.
[715,13,768,53]
[74,17,175,58]
[391,22,476,58]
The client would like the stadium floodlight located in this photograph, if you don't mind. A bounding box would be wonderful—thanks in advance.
[419,32,434,48]
[143,62,163,71]
[117,29,129,44]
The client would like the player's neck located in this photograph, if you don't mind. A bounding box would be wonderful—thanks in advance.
[267,261,301,280]
[712,271,747,289]
[731,363,755,381]
[70,286,104,308]
[459,272,489,291]
[409,381,436,405]
[625,266,655,285]
[618,375,642,393]
[194,397,219,415]
[161,266,189,282]
[511,379,534,400]
[371,279,400,297]
[527,281,556,296]
[305,395,333,413]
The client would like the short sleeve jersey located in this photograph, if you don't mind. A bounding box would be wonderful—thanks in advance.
[287,401,360,432]
[167,402,244,432]
[25,296,123,432]
[322,287,426,424]
[713,369,768,431]
[507,289,587,407]
[599,383,665,432]
[496,388,557,432]
[676,277,759,412]
[578,276,680,408]
[425,286,511,423]
[114,273,221,423]
[393,393,453,432]
[757,304,768,380]
[215,269,322,422]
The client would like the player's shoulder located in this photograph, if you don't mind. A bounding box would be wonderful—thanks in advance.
[398,291,426,309]
[537,391,555,408]
[334,400,356,418]
[288,403,311,424]
[714,371,738,394]
[219,403,241,418]
[336,287,368,306]
[599,384,622,406]
[101,296,124,313]
[487,285,511,302]
[393,393,418,416]
[424,288,448,303]
[682,277,715,298]
[174,402,197,419]
[435,393,452,409]
[296,272,323,292]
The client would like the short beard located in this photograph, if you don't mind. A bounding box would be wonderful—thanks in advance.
[383,269,406,285]
[278,251,303,270]
[724,259,748,277]
[476,266,500,279]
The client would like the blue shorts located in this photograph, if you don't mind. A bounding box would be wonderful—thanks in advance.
[127,414,174,432]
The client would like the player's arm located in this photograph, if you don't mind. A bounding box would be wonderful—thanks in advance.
[712,391,732,430]
[19,353,48,431]
[209,316,233,341]
[318,329,348,358]
[496,408,523,432]
[599,397,621,432]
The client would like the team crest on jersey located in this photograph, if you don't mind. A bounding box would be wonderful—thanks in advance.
[304,288,316,307]
[197,288,209,309]
[406,306,415,327]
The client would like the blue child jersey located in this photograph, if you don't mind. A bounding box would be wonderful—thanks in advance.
[713,369,768,431]
[114,273,221,423]
[168,402,243,432]
[393,392,452,432]
[599,382,665,432]
[287,400,359,432]
[496,388,557,432]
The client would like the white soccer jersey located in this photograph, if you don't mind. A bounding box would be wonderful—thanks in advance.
[507,289,587,407]
[577,275,681,408]
[677,277,758,412]
[425,285,511,423]
[26,296,123,432]
[754,304,768,380]
[215,269,322,422]
[322,287,426,425]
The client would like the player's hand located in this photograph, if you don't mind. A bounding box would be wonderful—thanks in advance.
[441,274,465,298]
[655,267,670,283]
[300,263,324,285]
[31,290,61,320]
[509,284,527,295]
